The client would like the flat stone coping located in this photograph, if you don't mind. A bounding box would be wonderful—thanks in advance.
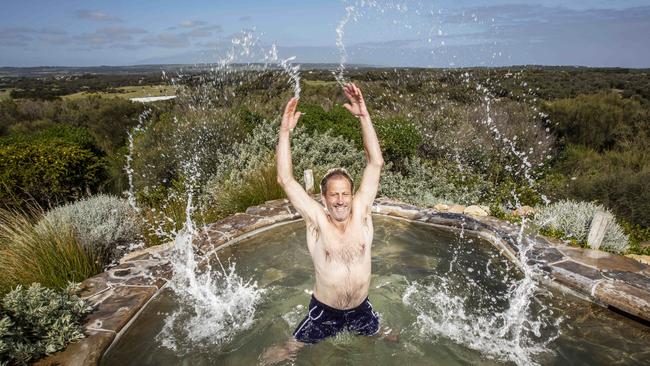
[36,198,650,365]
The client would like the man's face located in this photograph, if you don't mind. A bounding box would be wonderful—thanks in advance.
[322,176,353,222]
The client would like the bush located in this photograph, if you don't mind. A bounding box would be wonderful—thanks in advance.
[543,92,648,151]
[0,283,92,365]
[419,100,554,193]
[297,103,361,146]
[545,144,650,228]
[374,116,422,163]
[0,126,107,208]
[533,200,629,253]
[379,156,492,206]
[41,194,142,266]
[0,208,102,296]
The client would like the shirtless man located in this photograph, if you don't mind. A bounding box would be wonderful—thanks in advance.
[272,82,384,353]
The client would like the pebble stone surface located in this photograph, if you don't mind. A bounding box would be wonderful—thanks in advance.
[36,198,650,366]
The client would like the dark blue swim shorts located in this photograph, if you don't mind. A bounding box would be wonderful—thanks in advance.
[293,295,380,344]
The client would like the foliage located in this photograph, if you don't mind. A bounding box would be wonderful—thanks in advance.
[0,135,107,209]
[208,155,285,216]
[543,144,650,228]
[41,194,141,266]
[543,92,649,151]
[297,103,362,147]
[374,116,422,164]
[0,208,102,296]
[202,121,366,218]
[136,178,197,246]
[379,156,492,206]
[0,283,92,365]
[620,221,650,256]
[419,99,555,203]
[533,200,629,253]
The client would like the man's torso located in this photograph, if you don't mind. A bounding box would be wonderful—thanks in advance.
[306,207,373,310]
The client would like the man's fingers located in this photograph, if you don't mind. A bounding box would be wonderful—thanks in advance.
[353,84,363,99]
[283,97,297,118]
[343,103,353,113]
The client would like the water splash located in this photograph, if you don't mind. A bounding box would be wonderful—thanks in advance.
[124,109,151,213]
[267,43,301,99]
[402,72,561,364]
[156,161,265,352]
[334,5,356,86]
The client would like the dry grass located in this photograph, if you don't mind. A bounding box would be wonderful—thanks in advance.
[62,85,178,100]
[0,207,102,295]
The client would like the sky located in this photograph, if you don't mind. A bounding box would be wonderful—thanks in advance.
[1,0,650,68]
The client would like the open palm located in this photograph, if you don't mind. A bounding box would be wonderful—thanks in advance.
[343,83,369,118]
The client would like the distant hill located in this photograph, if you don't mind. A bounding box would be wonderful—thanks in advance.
[0,63,378,78]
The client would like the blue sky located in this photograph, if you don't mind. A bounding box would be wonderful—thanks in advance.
[1,0,649,67]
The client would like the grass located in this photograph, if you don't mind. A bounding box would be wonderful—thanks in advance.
[211,156,285,217]
[0,207,102,296]
[62,84,178,100]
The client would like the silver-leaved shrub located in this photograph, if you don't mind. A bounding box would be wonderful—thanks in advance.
[41,194,142,266]
[0,283,92,365]
[203,122,366,199]
[533,200,629,253]
[379,157,492,206]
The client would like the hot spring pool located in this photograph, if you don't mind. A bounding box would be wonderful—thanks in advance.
[101,216,650,365]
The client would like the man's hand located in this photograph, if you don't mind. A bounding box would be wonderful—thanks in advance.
[281,97,302,132]
[343,83,369,119]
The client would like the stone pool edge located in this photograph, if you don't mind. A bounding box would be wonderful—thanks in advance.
[35,198,650,366]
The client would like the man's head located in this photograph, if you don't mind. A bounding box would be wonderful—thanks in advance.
[320,168,354,222]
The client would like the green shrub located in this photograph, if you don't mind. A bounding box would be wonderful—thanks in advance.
[297,103,361,146]
[41,195,141,266]
[0,283,92,365]
[0,208,102,296]
[620,221,650,255]
[0,126,107,208]
[374,116,422,163]
[543,92,648,151]
[533,200,629,253]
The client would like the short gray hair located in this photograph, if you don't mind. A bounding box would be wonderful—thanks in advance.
[320,167,354,194]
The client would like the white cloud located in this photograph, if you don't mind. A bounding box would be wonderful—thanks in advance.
[179,20,208,28]
[76,10,122,22]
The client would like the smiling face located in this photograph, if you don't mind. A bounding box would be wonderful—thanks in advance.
[322,176,353,222]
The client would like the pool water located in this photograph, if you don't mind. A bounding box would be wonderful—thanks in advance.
[101,216,650,365]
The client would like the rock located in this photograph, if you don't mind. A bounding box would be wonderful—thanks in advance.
[34,329,115,366]
[433,203,449,211]
[478,205,491,215]
[626,254,650,266]
[593,280,650,322]
[513,205,535,217]
[464,205,488,216]
[448,204,465,214]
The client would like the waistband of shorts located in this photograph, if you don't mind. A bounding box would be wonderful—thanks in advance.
[311,294,369,314]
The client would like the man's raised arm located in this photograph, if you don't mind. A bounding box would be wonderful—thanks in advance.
[276,98,323,224]
[343,83,384,209]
